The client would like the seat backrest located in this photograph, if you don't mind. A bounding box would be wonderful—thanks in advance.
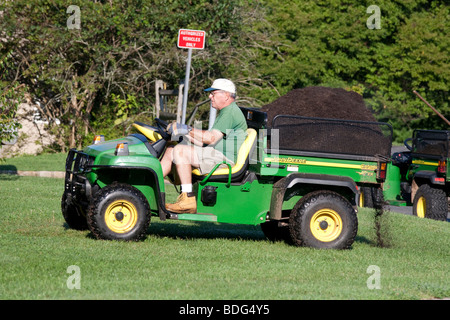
[192,128,257,176]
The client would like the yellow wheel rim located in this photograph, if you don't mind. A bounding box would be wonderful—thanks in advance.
[416,196,426,218]
[310,209,343,242]
[359,192,365,207]
[104,200,138,234]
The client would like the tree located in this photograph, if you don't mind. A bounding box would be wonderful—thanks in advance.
[368,3,449,137]
[254,0,449,141]
[0,52,24,150]
[0,0,266,150]
[4,0,445,147]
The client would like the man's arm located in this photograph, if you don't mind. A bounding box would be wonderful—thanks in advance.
[185,127,223,146]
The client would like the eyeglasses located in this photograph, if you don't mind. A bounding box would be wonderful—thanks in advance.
[209,90,226,97]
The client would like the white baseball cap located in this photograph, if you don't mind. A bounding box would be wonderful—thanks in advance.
[204,78,236,94]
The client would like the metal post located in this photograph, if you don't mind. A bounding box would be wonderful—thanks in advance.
[208,101,217,130]
[181,48,192,124]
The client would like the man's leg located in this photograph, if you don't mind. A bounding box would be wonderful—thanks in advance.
[173,144,200,188]
[160,145,174,177]
[165,144,200,213]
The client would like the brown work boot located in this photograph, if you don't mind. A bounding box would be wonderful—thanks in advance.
[166,192,197,213]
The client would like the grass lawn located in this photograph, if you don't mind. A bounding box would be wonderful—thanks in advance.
[0,153,67,172]
[0,174,449,300]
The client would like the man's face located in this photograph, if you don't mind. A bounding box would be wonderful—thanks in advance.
[209,90,232,110]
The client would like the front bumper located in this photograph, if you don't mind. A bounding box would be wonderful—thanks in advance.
[64,149,95,202]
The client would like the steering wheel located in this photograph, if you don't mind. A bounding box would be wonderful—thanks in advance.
[404,138,413,151]
[153,118,171,140]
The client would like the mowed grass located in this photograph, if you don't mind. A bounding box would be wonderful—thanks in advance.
[0,174,449,300]
[0,153,66,172]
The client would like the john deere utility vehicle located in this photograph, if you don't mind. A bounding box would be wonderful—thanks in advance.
[380,91,449,221]
[62,108,394,249]
[386,130,449,221]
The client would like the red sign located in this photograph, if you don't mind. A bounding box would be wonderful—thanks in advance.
[177,29,206,49]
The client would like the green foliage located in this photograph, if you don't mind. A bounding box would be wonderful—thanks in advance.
[111,94,139,126]
[0,83,23,145]
[256,0,449,142]
[0,0,255,149]
[0,0,448,146]
[0,52,24,150]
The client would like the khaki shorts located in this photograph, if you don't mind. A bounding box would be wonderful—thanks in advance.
[192,145,235,174]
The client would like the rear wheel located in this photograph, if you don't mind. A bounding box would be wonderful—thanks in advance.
[413,184,447,221]
[359,186,383,209]
[289,191,358,249]
[359,187,373,208]
[87,183,151,241]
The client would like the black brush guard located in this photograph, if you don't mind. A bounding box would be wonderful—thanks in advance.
[64,149,95,202]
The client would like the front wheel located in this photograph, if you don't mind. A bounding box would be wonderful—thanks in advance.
[413,184,447,221]
[87,183,151,241]
[61,191,88,230]
[289,191,358,249]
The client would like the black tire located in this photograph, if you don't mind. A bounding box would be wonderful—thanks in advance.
[359,186,384,209]
[289,190,358,249]
[261,220,290,243]
[413,184,447,221]
[61,191,88,230]
[359,187,374,208]
[87,183,151,241]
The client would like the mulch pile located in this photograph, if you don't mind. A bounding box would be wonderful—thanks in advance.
[261,86,391,157]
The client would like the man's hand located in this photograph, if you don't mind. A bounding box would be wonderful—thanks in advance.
[167,122,192,136]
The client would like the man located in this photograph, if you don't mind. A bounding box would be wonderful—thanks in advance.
[160,78,248,213]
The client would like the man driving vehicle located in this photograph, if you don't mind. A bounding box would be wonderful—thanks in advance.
[160,78,248,213]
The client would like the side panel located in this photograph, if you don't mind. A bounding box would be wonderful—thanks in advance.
[94,168,161,215]
[382,162,403,204]
[195,180,273,225]
[261,154,381,184]
[90,156,165,218]
[92,153,165,192]
[408,159,439,180]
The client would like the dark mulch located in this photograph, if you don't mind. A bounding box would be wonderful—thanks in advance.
[261,86,377,125]
[261,87,391,157]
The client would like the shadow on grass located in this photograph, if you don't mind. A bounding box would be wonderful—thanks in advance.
[62,216,267,242]
[63,217,380,248]
[354,235,374,246]
[147,220,378,248]
[0,164,18,172]
[147,220,267,242]
[0,165,19,181]
[0,173,20,181]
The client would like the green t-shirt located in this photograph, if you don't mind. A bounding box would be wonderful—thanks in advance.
[211,102,248,163]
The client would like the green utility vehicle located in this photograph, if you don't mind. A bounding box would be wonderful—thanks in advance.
[62,108,394,249]
[386,130,449,221]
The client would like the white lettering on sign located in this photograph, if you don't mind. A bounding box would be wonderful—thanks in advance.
[178,29,206,49]
[180,30,204,36]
